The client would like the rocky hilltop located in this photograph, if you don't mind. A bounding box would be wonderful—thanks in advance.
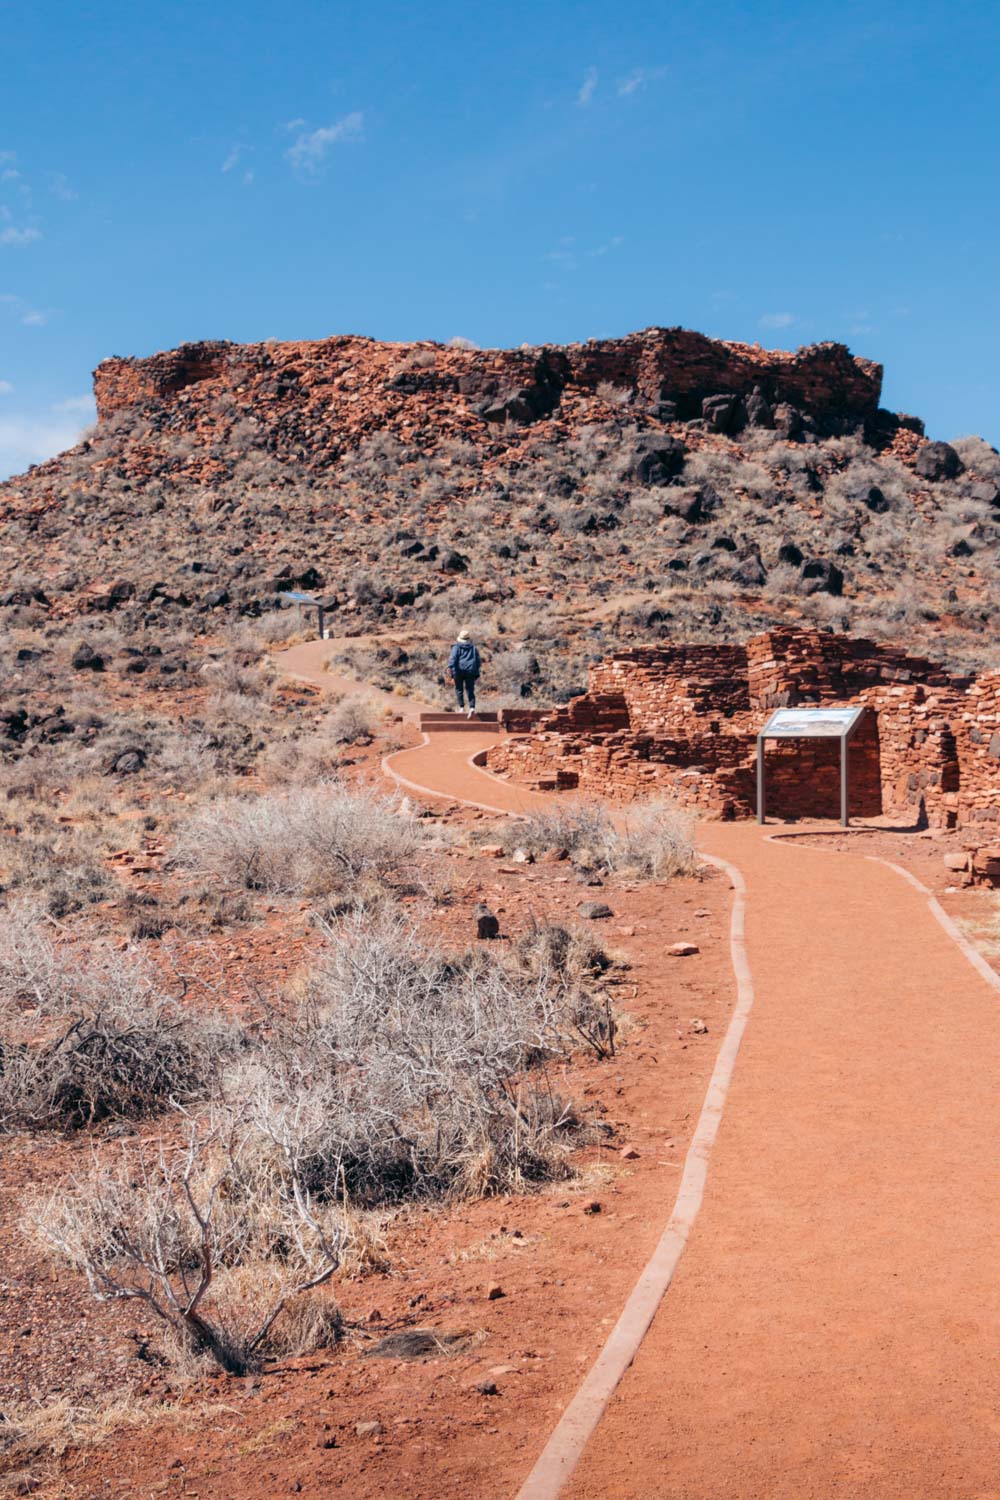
[1,326,997,700]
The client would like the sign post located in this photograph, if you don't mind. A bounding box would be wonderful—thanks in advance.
[279,590,329,639]
[756,705,867,828]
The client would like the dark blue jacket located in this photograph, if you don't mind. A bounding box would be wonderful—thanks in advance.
[449,640,481,678]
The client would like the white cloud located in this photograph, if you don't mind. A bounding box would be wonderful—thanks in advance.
[578,67,598,107]
[760,312,796,329]
[0,380,12,394]
[0,411,90,481]
[0,226,41,247]
[285,112,364,175]
[588,235,624,257]
[52,394,96,414]
[617,67,667,96]
[0,293,50,326]
[222,145,243,173]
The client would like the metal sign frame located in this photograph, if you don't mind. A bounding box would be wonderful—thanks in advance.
[279,590,329,639]
[757,705,867,827]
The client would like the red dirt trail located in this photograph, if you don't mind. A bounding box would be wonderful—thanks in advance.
[278,643,1000,1498]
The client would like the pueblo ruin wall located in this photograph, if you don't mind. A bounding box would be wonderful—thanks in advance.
[488,629,1000,845]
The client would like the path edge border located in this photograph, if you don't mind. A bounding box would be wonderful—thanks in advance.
[512,850,754,1500]
[766,832,1000,997]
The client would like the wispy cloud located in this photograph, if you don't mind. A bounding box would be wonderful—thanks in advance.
[0,226,41,247]
[0,379,12,395]
[285,112,364,176]
[222,145,243,173]
[0,292,50,326]
[578,67,598,107]
[588,235,624,258]
[759,311,796,329]
[617,66,667,97]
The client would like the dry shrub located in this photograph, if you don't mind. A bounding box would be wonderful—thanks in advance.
[328,695,380,744]
[0,903,230,1130]
[173,785,417,896]
[256,912,586,1203]
[514,798,696,879]
[26,1120,345,1375]
[616,799,698,878]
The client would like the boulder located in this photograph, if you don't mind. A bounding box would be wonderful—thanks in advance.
[778,539,804,567]
[863,485,891,513]
[731,549,767,588]
[745,385,773,427]
[632,435,686,486]
[665,484,717,524]
[701,393,747,435]
[772,403,804,440]
[577,900,613,920]
[914,441,963,482]
[969,480,1000,507]
[71,642,104,672]
[800,558,844,596]
[473,903,500,940]
[109,748,147,775]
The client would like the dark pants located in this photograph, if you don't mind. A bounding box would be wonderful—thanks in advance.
[454,672,477,709]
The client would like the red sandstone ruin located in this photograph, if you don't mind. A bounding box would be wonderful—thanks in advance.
[489,629,1000,875]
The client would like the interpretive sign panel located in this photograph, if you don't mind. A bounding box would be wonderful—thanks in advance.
[757,704,868,826]
[761,706,865,739]
[279,590,317,604]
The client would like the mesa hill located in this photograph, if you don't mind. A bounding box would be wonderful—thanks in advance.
[2,326,998,701]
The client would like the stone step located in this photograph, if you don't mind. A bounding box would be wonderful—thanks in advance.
[420,712,500,733]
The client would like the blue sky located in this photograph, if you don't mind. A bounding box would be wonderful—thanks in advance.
[2,0,998,479]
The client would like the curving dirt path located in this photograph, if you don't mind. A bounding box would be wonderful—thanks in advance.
[278,642,1000,1499]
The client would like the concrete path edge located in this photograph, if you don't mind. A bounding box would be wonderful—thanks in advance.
[513,851,755,1500]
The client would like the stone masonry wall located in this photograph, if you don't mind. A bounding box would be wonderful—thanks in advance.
[487,628,999,830]
[93,327,882,426]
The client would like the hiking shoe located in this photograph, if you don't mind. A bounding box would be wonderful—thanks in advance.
[467,708,475,719]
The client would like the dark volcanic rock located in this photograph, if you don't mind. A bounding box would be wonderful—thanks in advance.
[71,642,105,671]
[800,558,844,595]
[915,441,963,482]
[632,435,687,486]
[702,393,747,435]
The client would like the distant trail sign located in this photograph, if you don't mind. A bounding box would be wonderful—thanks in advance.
[279,591,330,638]
[757,705,867,826]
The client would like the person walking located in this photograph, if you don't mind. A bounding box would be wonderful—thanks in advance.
[448,628,481,717]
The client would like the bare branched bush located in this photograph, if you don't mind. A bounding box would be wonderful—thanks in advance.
[174,785,417,896]
[26,1121,344,1375]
